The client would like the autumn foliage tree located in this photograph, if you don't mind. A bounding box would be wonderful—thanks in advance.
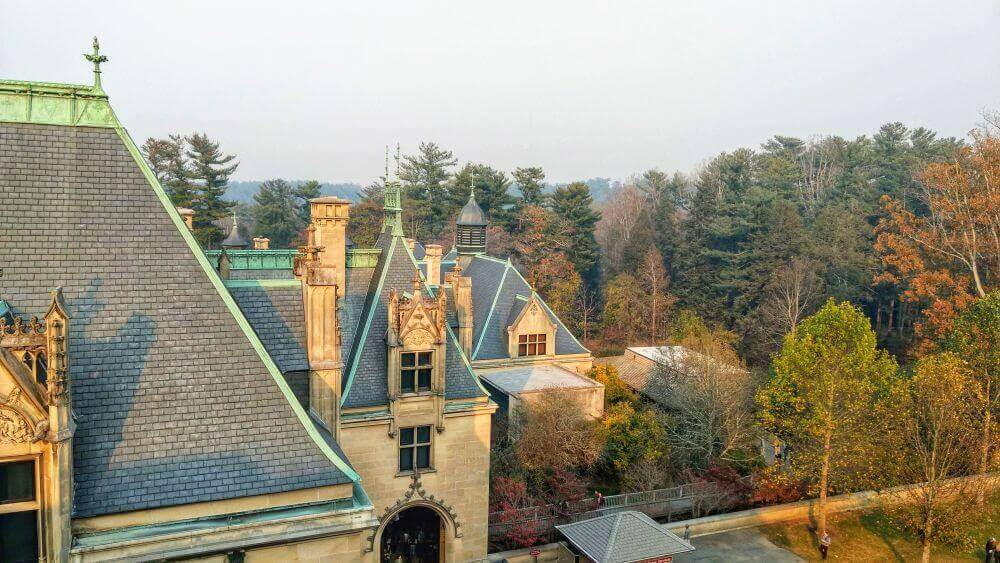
[941,291,1000,504]
[876,119,999,342]
[887,353,980,563]
[757,300,898,537]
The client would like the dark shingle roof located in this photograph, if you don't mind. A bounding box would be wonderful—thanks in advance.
[341,232,486,408]
[556,511,694,563]
[0,122,352,517]
[229,285,309,373]
[465,255,588,361]
[456,193,487,226]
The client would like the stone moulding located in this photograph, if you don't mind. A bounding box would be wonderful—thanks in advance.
[363,472,463,553]
[0,80,117,128]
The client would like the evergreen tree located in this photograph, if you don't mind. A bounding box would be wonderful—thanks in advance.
[513,166,546,206]
[293,180,323,226]
[251,179,301,248]
[186,133,238,247]
[142,135,196,208]
[549,182,601,286]
[398,142,457,239]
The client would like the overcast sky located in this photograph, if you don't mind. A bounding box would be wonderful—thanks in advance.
[2,1,998,185]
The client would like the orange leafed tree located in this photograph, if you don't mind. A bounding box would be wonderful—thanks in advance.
[876,118,999,342]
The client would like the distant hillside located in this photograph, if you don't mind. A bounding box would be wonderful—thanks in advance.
[546,177,614,203]
[225,180,363,204]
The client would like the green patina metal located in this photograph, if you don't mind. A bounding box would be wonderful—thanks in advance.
[204,249,298,270]
[0,80,117,127]
[0,37,115,128]
[347,248,382,268]
[73,496,368,550]
[204,249,382,270]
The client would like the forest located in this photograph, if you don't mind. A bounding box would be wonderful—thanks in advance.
[143,112,998,558]
[144,113,995,364]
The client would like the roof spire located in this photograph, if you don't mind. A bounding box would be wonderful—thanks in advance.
[468,169,476,202]
[84,36,109,95]
[382,144,404,237]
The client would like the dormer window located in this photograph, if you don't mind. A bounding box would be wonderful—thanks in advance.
[506,294,558,359]
[401,351,433,394]
[518,334,547,356]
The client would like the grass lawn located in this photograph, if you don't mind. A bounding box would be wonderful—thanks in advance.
[760,492,1000,562]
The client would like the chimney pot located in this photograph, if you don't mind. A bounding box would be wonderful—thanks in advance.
[425,244,443,286]
[176,207,194,230]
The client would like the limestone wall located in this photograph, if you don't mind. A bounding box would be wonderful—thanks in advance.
[340,402,494,562]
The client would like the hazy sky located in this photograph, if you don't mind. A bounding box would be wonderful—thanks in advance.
[2,1,998,185]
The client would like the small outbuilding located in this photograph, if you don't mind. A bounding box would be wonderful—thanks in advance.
[479,363,604,427]
[556,510,695,563]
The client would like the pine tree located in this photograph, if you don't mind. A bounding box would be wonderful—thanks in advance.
[251,179,301,248]
[398,142,457,240]
[513,166,546,206]
[186,133,238,247]
[549,182,601,286]
[142,135,196,208]
[293,180,323,226]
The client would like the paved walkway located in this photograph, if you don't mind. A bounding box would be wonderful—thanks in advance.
[674,527,803,562]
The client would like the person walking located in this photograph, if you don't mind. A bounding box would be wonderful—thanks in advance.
[819,531,832,560]
[986,537,997,563]
[683,525,692,542]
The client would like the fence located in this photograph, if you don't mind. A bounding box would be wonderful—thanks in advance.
[488,478,749,546]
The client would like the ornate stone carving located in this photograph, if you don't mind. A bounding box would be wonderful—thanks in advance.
[363,472,464,553]
[0,390,32,444]
[404,328,434,348]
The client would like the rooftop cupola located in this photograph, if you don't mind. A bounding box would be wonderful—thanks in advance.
[221,211,248,249]
[455,188,487,255]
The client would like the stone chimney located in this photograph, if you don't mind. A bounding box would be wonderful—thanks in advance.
[425,244,443,286]
[176,207,194,230]
[309,197,350,291]
[447,263,474,357]
[252,237,270,250]
[301,196,350,437]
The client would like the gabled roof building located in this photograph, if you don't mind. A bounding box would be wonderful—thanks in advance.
[0,40,594,562]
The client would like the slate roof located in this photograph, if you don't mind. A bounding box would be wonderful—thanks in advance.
[340,233,486,409]
[229,285,309,374]
[463,255,588,361]
[556,511,694,563]
[0,122,353,517]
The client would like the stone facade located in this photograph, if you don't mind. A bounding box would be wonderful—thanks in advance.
[0,41,593,563]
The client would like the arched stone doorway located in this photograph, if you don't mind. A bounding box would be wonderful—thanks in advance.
[379,505,443,562]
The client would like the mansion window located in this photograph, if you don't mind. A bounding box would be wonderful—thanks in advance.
[399,425,432,473]
[401,351,432,394]
[518,333,547,357]
[0,460,39,562]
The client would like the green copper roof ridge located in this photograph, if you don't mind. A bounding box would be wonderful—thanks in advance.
[0,78,118,128]
[341,235,398,405]
[505,264,590,354]
[471,261,512,360]
[114,125,361,484]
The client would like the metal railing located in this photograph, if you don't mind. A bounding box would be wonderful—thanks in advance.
[488,478,748,545]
